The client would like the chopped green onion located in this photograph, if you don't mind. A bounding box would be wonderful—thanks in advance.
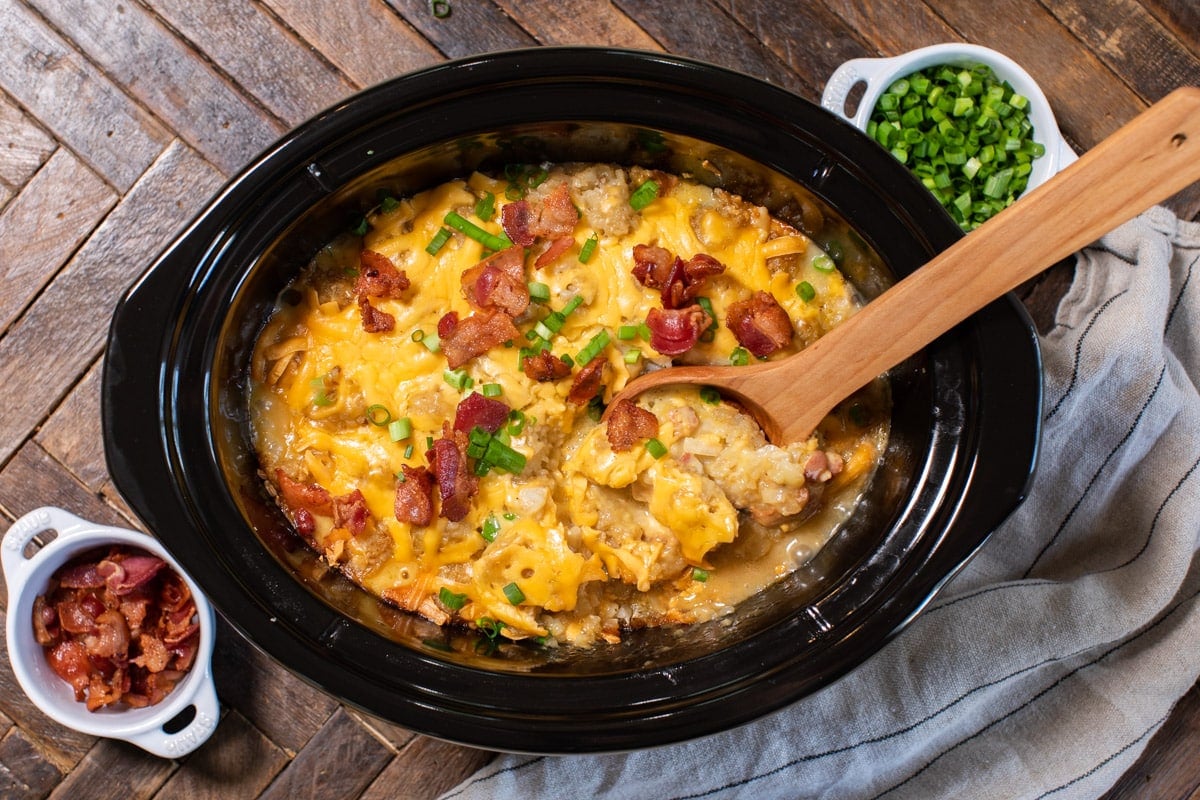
[507,409,526,436]
[439,587,468,610]
[578,233,598,263]
[481,383,503,398]
[420,332,441,353]
[576,329,611,366]
[692,567,709,582]
[502,582,525,605]
[426,435,435,449]
[444,368,473,391]
[310,375,334,406]
[695,296,718,342]
[403,443,414,459]
[480,437,527,474]
[388,417,412,442]
[528,281,551,303]
[699,386,721,404]
[430,0,451,19]
[503,512,517,521]
[411,329,425,343]
[629,179,659,211]
[474,191,495,221]
[586,395,605,422]
[559,353,575,369]
[645,438,668,459]
[349,215,369,236]
[617,324,639,340]
[477,617,504,638]
[425,227,452,255]
[623,349,641,364]
[812,254,836,273]
[443,211,511,252]
[366,404,392,426]
[562,295,584,316]
[638,322,652,341]
[481,515,500,542]
[796,281,816,302]
[730,347,750,366]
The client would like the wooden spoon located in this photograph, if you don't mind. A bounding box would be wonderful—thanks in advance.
[608,86,1200,444]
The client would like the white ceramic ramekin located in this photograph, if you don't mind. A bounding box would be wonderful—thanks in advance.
[2,506,219,758]
[821,43,1077,195]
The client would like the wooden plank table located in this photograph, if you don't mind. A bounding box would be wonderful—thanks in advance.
[0,2,1197,797]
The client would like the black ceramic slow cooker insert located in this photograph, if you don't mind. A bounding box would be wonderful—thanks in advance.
[102,48,1040,753]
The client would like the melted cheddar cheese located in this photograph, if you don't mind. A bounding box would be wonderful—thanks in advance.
[249,163,887,647]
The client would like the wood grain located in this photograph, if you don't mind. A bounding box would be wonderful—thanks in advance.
[35,357,109,491]
[0,94,55,190]
[264,0,442,89]
[0,726,65,800]
[149,0,356,127]
[384,0,538,57]
[0,140,221,465]
[0,148,115,335]
[257,708,392,800]
[28,0,285,175]
[492,0,660,49]
[0,1,169,191]
[153,711,290,800]
[44,739,173,800]
[360,736,494,800]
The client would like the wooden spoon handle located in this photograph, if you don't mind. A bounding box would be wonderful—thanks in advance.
[761,86,1200,442]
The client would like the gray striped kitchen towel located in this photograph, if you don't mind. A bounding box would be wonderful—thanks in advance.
[441,206,1200,800]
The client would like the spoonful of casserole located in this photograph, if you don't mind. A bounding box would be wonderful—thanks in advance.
[608,87,1200,444]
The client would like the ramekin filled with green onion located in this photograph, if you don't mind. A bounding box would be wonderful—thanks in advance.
[821,43,1076,230]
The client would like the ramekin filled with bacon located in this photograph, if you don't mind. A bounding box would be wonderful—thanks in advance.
[2,506,218,758]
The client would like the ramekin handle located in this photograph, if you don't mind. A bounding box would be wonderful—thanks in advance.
[124,666,221,758]
[820,55,897,123]
[1,506,96,592]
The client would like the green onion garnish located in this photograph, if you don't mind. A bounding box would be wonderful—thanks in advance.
[812,255,835,273]
[502,582,525,605]
[475,191,495,222]
[425,227,452,255]
[366,404,392,426]
[695,296,718,342]
[420,332,441,353]
[481,514,500,542]
[439,587,468,610]
[559,353,575,369]
[528,281,551,303]
[645,438,668,459]
[481,437,526,474]
[443,211,512,252]
[576,329,611,366]
[349,215,369,236]
[481,383,503,398]
[443,368,473,391]
[403,443,414,459]
[623,349,641,364]
[692,568,709,582]
[629,179,659,211]
[388,417,412,442]
[578,233,598,263]
[310,375,334,406]
[411,329,425,343]
[796,281,816,302]
[699,386,720,404]
[617,324,639,341]
[562,295,584,316]
[638,322,652,341]
[507,409,526,436]
[730,347,750,366]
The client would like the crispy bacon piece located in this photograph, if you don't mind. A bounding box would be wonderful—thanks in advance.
[57,561,105,589]
[394,465,434,527]
[453,392,511,435]
[461,246,529,317]
[357,295,395,333]
[632,246,726,309]
[47,640,92,700]
[438,310,459,339]
[276,469,333,516]
[332,489,369,536]
[534,235,575,269]
[501,183,579,247]
[605,399,660,452]
[97,554,166,597]
[522,349,571,382]
[439,309,521,369]
[726,291,794,357]
[428,424,479,522]
[645,304,712,356]
[355,250,410,298]
[568,357,607,404]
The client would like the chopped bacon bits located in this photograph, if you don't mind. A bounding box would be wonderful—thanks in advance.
[461,246,529,317]
[726,291,794,357]
[439,309,521,369]
[332,489,370,536]
[534,234,575,269]
[34,546,200,710]
[394,465,434,527]
[355,250,410,298]
[522,349,571,382]
[453,392,512,435]
[632,245,726,309]
[645,304,712,356]
[429,424,479,522]
[605,399,659,452]
[438,310,459,339]
[276,469,333,516]
[567,357,607,404]
[358,295,395,333]
[502,183,579,248]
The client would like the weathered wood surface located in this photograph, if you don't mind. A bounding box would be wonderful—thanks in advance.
[0,2,1196,798]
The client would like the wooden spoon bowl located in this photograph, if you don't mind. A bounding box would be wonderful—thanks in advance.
[609,87,1200,444]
